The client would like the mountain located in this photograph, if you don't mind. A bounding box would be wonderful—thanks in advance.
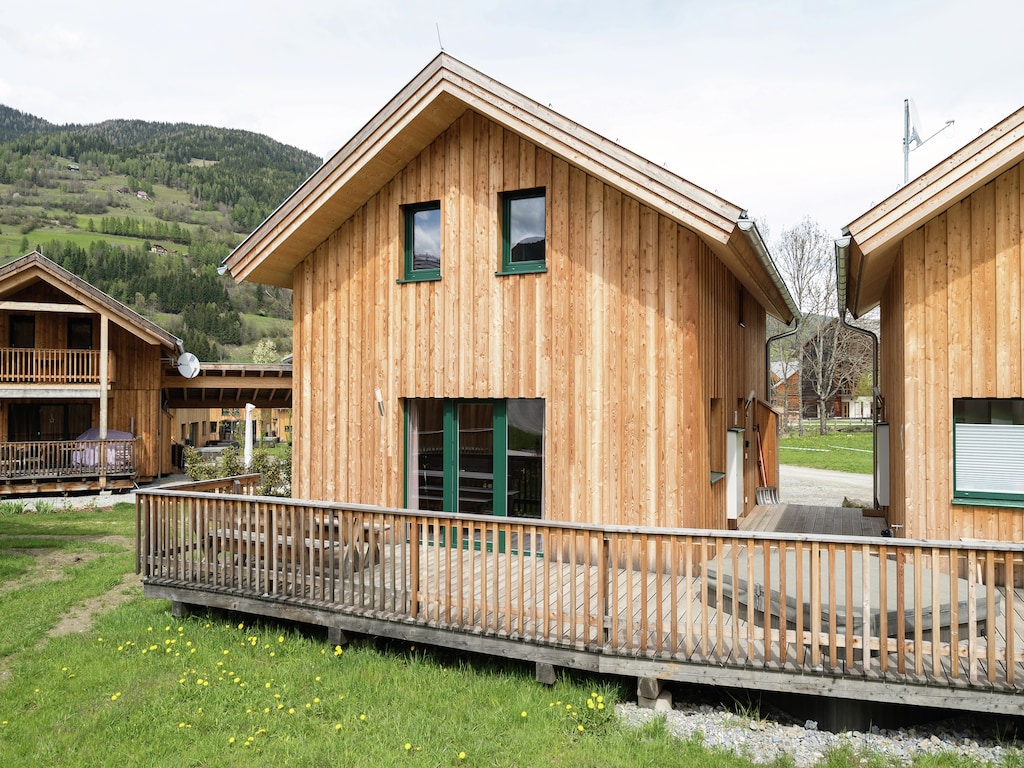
[0,105,325,362]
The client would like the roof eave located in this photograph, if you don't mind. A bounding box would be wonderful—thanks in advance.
[225,53,745,288]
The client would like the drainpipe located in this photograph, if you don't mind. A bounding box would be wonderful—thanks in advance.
[835,236,881,509]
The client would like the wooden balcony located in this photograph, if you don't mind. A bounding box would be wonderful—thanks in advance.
[136,480,1024,717]
[0,438,137,493]
[0,347,110,385]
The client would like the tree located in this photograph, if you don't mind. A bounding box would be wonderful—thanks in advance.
[252,338,279,364]
[772,217,870,435]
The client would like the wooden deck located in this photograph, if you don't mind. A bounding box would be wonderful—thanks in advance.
[741,503,888,537]
[137,480,1024,716]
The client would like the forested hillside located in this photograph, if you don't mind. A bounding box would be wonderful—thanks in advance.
[0,105,323,361]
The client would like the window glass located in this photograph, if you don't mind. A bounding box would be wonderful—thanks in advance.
[501,190,546,273]
[407,398,543,519]
[403,202,441,280]
[68,317,93,350]
[953,397,1024,503]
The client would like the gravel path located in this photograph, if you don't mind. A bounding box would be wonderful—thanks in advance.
[617,698,1018,766]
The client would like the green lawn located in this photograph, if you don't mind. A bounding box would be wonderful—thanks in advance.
[5,504,1010,766]
[778,430,873,474]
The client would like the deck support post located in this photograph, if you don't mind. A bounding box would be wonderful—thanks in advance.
[637,677,672,710]
[535,662,556,685]
[170,601,195,619]
[328,626,348,647]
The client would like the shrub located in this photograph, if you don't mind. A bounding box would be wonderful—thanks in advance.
[0,500,26,515]
[183,444,291,497]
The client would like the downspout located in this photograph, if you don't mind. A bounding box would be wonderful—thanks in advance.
[735,215,802,402]
[835,236,880,509]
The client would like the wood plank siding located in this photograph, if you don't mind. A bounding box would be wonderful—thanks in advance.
[881,161,1024,543]
[292,109,768,529]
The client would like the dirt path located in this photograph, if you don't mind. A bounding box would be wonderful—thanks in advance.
[1,533,138,634]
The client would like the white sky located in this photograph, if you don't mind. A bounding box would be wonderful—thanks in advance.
[1,0,1021,239]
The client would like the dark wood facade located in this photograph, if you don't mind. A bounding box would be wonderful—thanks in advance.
[0,252,181,489]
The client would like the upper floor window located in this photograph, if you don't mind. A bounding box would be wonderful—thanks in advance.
[401,201,441,282]
[500,188,546,275]
[953,398,1024,505]
[9,315,34,348]
[68,317,93,350]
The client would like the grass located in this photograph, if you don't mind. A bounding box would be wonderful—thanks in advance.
[1,504,1017,767]
[779,430,873,474]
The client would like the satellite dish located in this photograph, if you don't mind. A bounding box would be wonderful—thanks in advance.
[176,352,201,379]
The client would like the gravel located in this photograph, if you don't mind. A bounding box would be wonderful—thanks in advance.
[616,696,1020,766]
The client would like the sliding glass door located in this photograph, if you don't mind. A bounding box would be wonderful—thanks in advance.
[406,398,543,519]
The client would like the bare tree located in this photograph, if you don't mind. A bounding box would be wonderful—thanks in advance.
[772,217,870,435]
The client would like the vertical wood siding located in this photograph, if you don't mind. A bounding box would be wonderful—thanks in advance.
[884,163,1024,542]
[293,110,766,528]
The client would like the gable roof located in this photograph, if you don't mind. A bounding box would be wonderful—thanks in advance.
[0,251,183,352]
[225,53,797,324]
[840,105,1024,318]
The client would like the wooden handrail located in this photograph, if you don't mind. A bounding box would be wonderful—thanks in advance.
[0,439,136,480]
[135,488,1023,688]
[0,347,106,384]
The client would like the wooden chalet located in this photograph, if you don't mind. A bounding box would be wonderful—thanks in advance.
[225,52,797,530]
[839,105,1024,562]
[0,251,184,492]
[136,58,1023,723]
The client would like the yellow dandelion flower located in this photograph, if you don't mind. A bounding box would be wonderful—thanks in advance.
[178,722,186,729]
[263,708,270,714]
[598,703,605,710]
[405,743,412,751]
[359,714,367,721]
[237,623,245,630]
[269,651,275,657]
[521,711,528,718]
[577,724,584,732]
[278,635,285,643]
[596,695,604,703]
[229,736,235,744]
[288,708,295,715]
[315,676,322,682]
[335,724,342,731]
[265,682,272,689]
[459,752,466,760]
[277,704,284,710]
[587,699,595,709]
[313,697,321,704]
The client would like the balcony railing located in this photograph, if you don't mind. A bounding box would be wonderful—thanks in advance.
[0,348,107,384]
[0,439,137,481]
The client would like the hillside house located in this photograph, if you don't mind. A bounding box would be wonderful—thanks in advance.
[0,251,182,491]
[224,53,797,529]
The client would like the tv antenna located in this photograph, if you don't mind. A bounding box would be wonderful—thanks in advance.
[903,98,954,185]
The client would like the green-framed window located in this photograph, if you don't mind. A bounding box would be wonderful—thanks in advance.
[405,398,544,519]
[953,398,1024,506]
[499,188,546,275]
[401,201,441,282]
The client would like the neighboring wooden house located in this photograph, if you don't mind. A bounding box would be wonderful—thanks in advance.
[224,54,797,529]
[0,251,183,491]
[839,105,1024,547]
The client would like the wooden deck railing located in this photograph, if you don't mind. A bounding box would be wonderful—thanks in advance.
[0,439,137,480]
[136,487,1023,691]
[0,348,106,384]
